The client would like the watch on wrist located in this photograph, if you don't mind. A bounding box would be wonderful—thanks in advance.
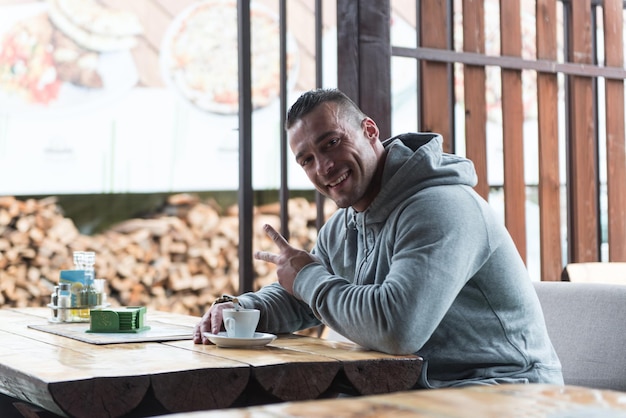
[212,294,236,306]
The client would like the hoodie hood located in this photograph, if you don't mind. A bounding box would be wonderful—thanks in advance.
[359,133,477,224]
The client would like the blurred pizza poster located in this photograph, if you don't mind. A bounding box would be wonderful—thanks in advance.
[0,0,317,195]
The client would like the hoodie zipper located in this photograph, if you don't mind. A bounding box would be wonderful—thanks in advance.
[354,212,370,285]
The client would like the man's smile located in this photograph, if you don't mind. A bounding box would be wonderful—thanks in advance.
[327,171,350,188]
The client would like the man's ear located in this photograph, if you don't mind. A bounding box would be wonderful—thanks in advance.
[362,117,379,142]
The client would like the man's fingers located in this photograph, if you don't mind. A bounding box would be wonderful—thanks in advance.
[193,323,203,344]
[255,224,292,264]
[263,224,291,249]
[211,311,222,334]
[194,302,233,345]
[194,315,212,344]
[208,302,234,336]
[254,250,277,263]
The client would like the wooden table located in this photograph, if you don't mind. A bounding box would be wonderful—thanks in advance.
[0,308,422,418]
[162,383,626,418]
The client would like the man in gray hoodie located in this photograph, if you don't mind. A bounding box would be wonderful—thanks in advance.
[194,88,563,388]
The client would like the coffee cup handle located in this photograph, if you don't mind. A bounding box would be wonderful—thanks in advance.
[224,317,235,334]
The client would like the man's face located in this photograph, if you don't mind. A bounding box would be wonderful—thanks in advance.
[288,102,382,211]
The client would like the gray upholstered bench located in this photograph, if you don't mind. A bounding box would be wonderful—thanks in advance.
[533,281,626,391]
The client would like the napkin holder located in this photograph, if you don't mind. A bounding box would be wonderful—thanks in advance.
[87,306,150,333]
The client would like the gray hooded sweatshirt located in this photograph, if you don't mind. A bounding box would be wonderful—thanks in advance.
[238,133,564,388]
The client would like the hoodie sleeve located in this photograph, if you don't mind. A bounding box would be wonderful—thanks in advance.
[236,283,321,333]
[293,185,494,355]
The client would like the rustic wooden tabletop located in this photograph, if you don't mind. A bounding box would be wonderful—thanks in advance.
[162,383,626,418]
[0,307,422,417]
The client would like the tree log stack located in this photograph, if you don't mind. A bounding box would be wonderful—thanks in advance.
[0,194,336,316]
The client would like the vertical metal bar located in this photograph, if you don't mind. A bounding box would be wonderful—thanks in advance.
[279,0,290,240]
[315,0,325,231]
[446,0,455,153]
[238,0,254,293]
[562,0,572,263]
[315,1,323,90]
[314,0,325,339]
[416,0,422,131]
[591,4,602,258]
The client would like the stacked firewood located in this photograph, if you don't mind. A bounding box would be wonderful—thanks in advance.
[0,194,336,316]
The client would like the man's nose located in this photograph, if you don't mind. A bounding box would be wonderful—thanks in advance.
[316,156,333,175]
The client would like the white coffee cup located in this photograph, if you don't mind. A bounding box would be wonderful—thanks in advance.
[222,308,260,338]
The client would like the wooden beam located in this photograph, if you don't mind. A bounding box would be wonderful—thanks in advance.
[337,0,360,102]
[462,0,489,200]
[500,0,527,262]
[567,0,599,262]
[337,0,391,139]
[392,46,626,79]
[536,0,563,280]
[419,0,453,152]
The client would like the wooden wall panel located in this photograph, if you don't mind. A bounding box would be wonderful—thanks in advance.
[462,0,489,200]
[340,0,626,278]
[500,0,527,261]
[567,0,599,262]
[536,0,563,280]
[603,0,626,261]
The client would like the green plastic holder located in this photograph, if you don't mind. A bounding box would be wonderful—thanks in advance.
[87,306,150,333]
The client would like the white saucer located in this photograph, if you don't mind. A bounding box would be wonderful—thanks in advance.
[204,332,277,348]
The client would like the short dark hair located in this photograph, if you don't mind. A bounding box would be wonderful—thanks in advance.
[285,88,366,130]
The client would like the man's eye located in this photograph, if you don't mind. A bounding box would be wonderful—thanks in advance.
[300,157,312,167]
